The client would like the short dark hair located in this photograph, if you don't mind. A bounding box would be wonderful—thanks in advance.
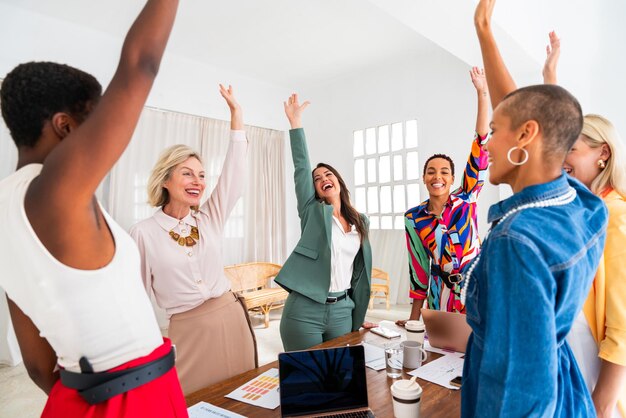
[500,84,583,158]
[423,153,455,177]
[1,61,102,148]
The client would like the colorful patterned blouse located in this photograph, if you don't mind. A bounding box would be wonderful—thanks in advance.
[404,133,489,313]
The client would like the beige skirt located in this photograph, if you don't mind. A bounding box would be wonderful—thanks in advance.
[168,291,257,395]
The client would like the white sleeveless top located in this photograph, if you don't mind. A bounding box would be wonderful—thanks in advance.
[0,164,162,372]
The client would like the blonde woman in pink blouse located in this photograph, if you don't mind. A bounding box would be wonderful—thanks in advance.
[130,85,256,395]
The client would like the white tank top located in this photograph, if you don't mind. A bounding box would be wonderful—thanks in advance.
[0,165,162,372]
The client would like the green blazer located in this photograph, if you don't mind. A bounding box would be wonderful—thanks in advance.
[275,128,372,331]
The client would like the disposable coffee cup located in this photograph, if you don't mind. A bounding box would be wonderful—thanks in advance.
[391,379,422,418]
[401,340,428,369]
[405,320,425,345]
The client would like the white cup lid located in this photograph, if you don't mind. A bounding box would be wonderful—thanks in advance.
[391,379,422,398]
[405,320,425,331]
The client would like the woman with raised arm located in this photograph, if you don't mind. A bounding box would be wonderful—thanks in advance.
[460,1,608,416]
[130,85,256,395]
[0,1,185,416]
[542,33,626,418]
[275,94,372,352]
[398,67,490,325]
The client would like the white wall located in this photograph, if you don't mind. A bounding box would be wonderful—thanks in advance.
[0,2,290,131]
[286,46,500,304]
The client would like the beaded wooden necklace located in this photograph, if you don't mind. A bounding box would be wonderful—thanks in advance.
[169,224,199,247]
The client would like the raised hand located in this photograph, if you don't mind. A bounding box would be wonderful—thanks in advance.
[471,67,490,137]
[220,84,243,130]
[283,93,310,129]
[474,0,496,32]
[473,0,516,107]
[542,31,560,85]
[470,67,488,95]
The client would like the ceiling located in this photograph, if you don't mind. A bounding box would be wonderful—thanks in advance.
[1,0,441,86]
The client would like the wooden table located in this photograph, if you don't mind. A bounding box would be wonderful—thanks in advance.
[186,330,460,417]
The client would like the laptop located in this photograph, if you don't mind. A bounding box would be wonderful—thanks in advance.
[278,345,375,417]
[421,308,472,353]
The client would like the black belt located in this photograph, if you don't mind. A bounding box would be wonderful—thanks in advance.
[326,291,349,304]
[60,347,175,405]
[430,265,464,290]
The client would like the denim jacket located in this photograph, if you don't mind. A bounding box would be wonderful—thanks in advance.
[462,174,608,417]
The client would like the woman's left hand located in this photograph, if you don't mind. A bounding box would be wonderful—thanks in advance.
[220,84,243,130]
[470,67,488,95]
[219,84,242,112]
[362,321,378,329]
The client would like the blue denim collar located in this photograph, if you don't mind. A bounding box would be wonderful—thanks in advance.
[487,173,573,223]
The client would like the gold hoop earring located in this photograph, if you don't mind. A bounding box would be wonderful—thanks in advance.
[507,146,529,166]
[597,159,606,169]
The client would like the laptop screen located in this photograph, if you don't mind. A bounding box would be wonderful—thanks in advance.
[278,345,369,417]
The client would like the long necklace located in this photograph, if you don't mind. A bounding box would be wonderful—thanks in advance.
[169,219,200,247]
[459,186,577,305]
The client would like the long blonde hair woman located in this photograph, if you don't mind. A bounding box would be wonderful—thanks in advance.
[564,114,626,418]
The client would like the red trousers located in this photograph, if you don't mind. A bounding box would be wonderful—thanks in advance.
[42,338,188,418]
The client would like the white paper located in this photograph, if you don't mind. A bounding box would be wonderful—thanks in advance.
[423,340,464,357]
[225,368,280,410]
[362,341,386,371]
[408,354,464,390]
[188,401,246,418]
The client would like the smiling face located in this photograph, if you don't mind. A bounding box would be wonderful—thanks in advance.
[563,135,606,188]
[423,158,454,199]
[163,157,206,207]
[313,165,341,201]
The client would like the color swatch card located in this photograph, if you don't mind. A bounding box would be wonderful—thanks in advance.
[226,368,280,410]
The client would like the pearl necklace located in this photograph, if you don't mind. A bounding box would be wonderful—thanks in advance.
[460,186,577,305]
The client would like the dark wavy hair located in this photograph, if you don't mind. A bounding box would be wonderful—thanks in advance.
[423,153,455,177]
[313,163,368,241]
[1,61,102,148]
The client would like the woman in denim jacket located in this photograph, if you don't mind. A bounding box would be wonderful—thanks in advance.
[460,1,609,416]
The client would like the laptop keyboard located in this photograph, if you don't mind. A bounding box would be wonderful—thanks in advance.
[313,411,375,418]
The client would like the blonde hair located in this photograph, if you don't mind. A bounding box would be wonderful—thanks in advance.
[147,144,203,207]
[580,114,626,198]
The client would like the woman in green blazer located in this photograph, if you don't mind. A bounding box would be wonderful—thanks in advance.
[275,94,372,351]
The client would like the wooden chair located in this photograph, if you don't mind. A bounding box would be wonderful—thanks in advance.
[369,267,390,310]
[224,262,288,328]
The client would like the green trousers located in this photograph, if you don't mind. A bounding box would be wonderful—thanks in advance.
[280,290,355,351]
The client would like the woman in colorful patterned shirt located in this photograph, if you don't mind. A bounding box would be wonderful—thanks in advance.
[399,67,489,323]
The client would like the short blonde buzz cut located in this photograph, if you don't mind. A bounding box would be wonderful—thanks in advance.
[147,144,203,208]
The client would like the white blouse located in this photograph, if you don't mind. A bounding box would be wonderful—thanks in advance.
[0,164,163,372]
[130,131,247,317]
[328,216,361,292]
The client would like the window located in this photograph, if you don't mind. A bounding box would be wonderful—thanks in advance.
[353,120,421,230]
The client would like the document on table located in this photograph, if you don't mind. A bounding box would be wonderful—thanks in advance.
[188,401,246,418]
[423,340,464,357]
[225,368,280,410]
[362,341,386,371]
[408,354,464,390]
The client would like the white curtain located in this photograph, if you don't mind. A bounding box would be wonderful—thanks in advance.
[369,230,411,305]
[108,109,205,230]
[107,108,286,326]
[107,108,286,263]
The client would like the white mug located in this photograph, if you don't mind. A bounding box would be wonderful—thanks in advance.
[401,340,427,369]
